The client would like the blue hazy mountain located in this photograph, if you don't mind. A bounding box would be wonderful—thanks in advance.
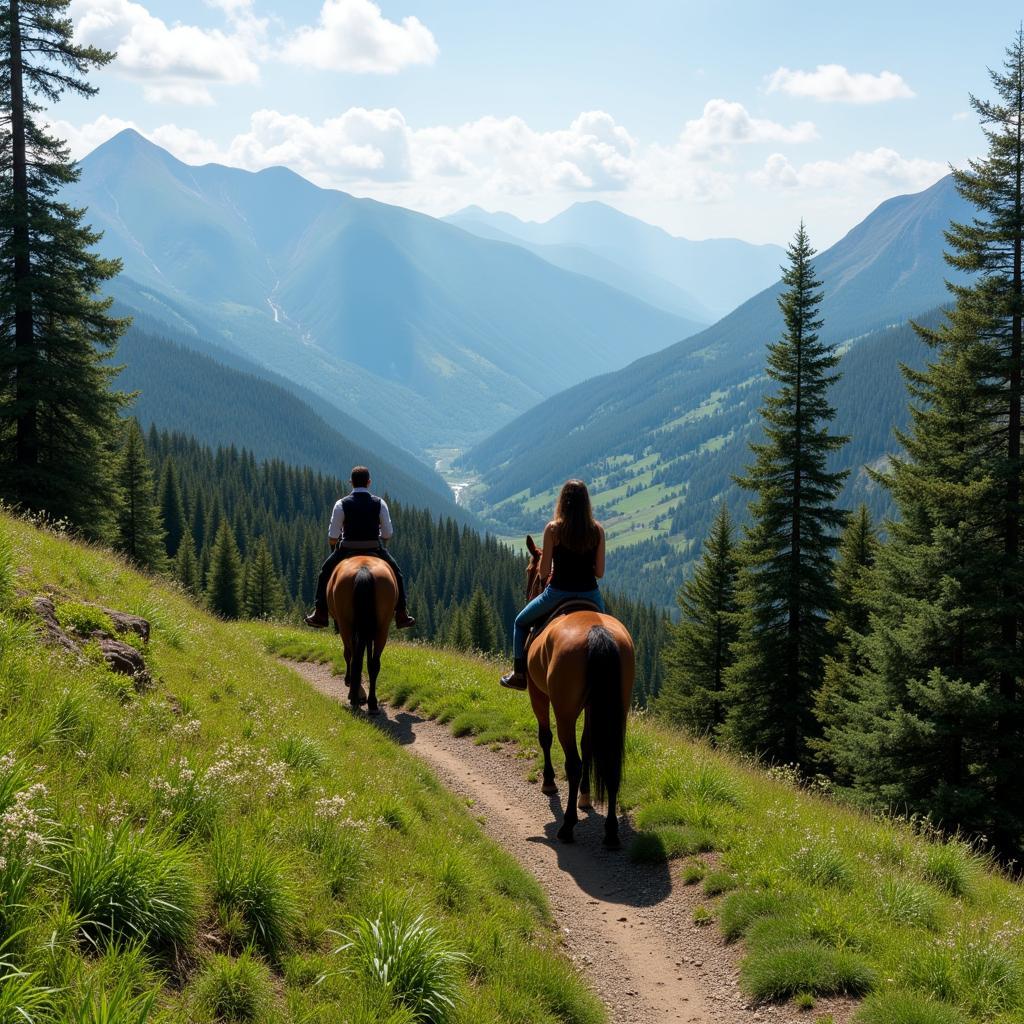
[446,201,787,321]
[71,130,704,451]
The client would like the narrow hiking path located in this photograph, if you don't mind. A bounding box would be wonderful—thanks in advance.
[285,660,856,1024]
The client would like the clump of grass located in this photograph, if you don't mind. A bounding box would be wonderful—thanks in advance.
[793,991,816,1010]
[191,950,273,1022]
[854,991,962,1023]
[276,734,326,774]
[740,942,877,1002]
[685,760,741,807]
[435,853,473,912]
[305,823,364,899]
[211,835,298,958]
[629,825,715,863]
[510,946,604,1024]
[0,528,15,608]
[62,824,199,951]
[719,889,789,942]
[874,875,942,931]
[692,906,713,926]
[921,841,976,899]
[792,836,853,889]
[681,862,706,885]
[56,602,117,638]
[702,871,737,897]
[71,976,157,1024]
[336,896,465,1024]
[0,957,53,1022]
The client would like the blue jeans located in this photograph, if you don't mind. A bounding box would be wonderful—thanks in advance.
[513,585,605,660]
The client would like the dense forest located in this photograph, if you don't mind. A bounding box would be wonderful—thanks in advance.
[123,428,668,705]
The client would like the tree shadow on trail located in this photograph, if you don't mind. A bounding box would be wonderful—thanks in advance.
[526,793,672,909]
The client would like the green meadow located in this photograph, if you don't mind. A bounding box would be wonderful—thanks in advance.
[0,512,602,1023]
[268,625,1024,1023]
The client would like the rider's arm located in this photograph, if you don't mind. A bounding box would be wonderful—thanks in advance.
[594,524,606,580]
[328,499,344,549]
[379,499,394,545]
[539,523,555,584]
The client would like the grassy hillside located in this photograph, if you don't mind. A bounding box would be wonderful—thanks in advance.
[269,628,1024,1024]
[0,512,601,1023]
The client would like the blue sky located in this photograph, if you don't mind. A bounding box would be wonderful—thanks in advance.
[53,0,1020,245]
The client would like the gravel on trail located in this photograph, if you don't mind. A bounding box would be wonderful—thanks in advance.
[286,659,856,1024]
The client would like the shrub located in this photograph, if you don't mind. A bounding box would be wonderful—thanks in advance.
[211,835,298,957]
[740,942,877,1002]
[192,950,273,1022]
[63,824,199,950]
[719,889,789,942]
[337,896,465,1024]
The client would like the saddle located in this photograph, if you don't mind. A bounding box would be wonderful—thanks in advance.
[524,598,603,656]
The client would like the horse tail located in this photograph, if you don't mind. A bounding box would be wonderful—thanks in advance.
[351,566,377,687]
[584,624,625,806]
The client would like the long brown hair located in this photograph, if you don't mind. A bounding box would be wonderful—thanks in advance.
[552,479,600,553]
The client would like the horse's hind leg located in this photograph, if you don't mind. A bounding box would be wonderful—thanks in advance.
[555,719,582,843]
[529,683,556,794]
[366,647,381,715]
[578,707,593,811]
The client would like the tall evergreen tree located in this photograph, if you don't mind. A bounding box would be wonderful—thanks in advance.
[465,587,498,653]
[175,527,199,596]
[206,519,242,619]
[113,419,166,572]
[655,503,739,737]
[157,456,186,558]
[244,538,284,620]
[0,1,126,534]
[721,224,849,764]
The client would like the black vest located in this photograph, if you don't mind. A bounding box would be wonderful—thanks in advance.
[341,492,382,542]
[550,542,598,592]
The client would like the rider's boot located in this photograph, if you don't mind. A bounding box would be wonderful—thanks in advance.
[395,605,416,629]
[304,604,329,628]
[499,657,528,691]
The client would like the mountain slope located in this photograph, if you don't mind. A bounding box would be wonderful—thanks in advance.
[115,319,463,520]
[72,130,702,449]
[447,201,786,319]
[464,175,970,605]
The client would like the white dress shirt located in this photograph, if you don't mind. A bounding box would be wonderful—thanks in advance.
[328,488,394,543]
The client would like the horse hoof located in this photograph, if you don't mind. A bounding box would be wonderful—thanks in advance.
[557,826,575,844]
[367,703,380,716]
[541,782,558,795]
[578,797,593,811]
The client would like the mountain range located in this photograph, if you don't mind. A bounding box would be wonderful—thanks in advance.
[71,130,720,451]
[445,202,786,321]
[461,174,970,606]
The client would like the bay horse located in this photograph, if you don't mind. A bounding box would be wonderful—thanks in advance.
[326,556,396,715]
[522,535,635,848]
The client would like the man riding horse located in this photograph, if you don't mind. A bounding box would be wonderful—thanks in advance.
[304,465,416,630]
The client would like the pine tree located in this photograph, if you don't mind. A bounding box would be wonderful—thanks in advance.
[445,604,470,650]
[811,505,878,775]
[175,527,200,595]
[0,1,126,535]
[157,457,186,558]
[206,519,242,619]
[655,503,739,737]
[721,224,849,764]
[465,587,498,653]
[113,419,166,572]
[244,538,283,620]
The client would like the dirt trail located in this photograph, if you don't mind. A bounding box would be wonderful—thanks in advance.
[286,660,854,1024]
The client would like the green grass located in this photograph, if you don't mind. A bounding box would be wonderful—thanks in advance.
[0,512,601,1022]
[260,624,1024,1021]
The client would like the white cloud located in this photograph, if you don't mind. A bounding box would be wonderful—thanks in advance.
[70,0,261,89]
[282,0,438,73]
[751,148,946,193]
[51,114,138,158]
[143,83,215,106]
[766,64,915,104]
[678,99,816,156]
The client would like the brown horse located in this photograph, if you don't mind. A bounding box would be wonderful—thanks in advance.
[326,556,397,715]
[521,535,635,848]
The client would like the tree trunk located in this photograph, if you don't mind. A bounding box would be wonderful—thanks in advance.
[9,0,36,474]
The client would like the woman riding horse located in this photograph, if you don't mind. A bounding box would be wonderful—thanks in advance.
[501,480,635,847]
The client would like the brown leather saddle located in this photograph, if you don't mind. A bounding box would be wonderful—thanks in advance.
[524,598,603,657]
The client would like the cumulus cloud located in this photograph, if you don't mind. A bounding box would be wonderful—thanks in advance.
[71,0,261,86]
[751,148,945,192]
[678,99,816,156]
[282,0,438,73]
[143,83,215,106]
[766,64,915,103]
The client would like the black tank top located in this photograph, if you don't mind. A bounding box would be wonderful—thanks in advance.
[550,541,598,592]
